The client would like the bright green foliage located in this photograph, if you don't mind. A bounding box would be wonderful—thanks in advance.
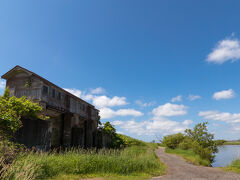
[163,122,218,164]
[101,122,147,148]
[162,133,184,149]
[184,122,218,162]
[0,88,42,139]
[178,136,193,150]
[117,134,147,147]
[185,122,218,153]
[103,121,117,136]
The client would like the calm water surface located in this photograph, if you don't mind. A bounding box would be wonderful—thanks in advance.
[212,145,240,167]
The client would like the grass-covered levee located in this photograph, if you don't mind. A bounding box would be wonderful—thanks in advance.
[0,89,166,180]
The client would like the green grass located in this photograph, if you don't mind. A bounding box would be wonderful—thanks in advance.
[165,148,210,166]
[223,141,240,145]
[223,159,240,174]
[2,145,166,180]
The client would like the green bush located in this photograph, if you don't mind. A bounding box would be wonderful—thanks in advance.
[191,141,214,162]
[162,133,184,149]
[178,137,192,150]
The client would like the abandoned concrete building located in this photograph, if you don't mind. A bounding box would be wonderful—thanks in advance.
[1,65,108,150]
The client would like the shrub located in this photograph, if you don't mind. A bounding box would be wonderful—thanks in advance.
[162,133,184,149]
[191,141,214,162]
[178,137,193,150]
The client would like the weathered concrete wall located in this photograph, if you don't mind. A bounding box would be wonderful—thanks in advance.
[14,118,51,150]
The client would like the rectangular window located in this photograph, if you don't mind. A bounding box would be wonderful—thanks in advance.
[52,88,55,98]
[57,92,61,100]
[42,85,48,95]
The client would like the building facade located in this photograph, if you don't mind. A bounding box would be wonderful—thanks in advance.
[1,65,100,149]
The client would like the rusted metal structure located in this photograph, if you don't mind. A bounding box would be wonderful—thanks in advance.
[1,65,99,149]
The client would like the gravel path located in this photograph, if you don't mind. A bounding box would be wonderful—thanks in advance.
[152,147,240,180]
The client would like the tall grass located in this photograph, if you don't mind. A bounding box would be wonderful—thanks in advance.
[1,145,165,179]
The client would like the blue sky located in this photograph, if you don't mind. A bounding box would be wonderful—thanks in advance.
[1,1,240,141]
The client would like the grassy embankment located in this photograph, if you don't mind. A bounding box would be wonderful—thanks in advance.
[223,160,240,174]
[0,135,166,180]
[165,148,211,166]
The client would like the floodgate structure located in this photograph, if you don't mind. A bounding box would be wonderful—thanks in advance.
[1,66,109,150]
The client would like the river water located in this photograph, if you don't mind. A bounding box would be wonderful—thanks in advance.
[212,145,240,167]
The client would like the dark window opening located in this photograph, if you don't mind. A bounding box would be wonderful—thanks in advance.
[52,89,55,98]
[42,85,48,95]
[57,92,61,100]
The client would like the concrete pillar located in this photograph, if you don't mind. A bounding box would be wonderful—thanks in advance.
[62,112,72,148]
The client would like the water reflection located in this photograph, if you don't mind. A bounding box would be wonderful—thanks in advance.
[212,145,240,167]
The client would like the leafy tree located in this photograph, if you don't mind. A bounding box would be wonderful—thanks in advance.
[0,88,42,140]
[162,133,185,149]
[185,122,218,153]
[185,122,218,162]
[101,121,124,148]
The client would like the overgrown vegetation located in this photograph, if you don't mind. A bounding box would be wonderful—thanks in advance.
[0,87,42,140]
[0,88,42,172]
[0,89,166,179]
[0,145,165,180]
[162,122,218,166]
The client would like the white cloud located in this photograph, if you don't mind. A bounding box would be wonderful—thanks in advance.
[92,96,127,108]
[171,95,182,102]
[90,87,106,94]
[112,117,190,136]
[188,94,201,101]
[182,120,193,126]
[207,38,240,64]
[135,100,155,107]
[199,110,240,123]
[64,88,127,108]
[64,88,83,98]
[152,103,188,117]
[0,80,6,90]
[100,107,143,119]
[212,89,235,100]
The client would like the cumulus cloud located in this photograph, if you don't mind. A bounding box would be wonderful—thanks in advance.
[152,103,188,117]
[199,111,240,123]
[135,100,155,108]
[171,95,182,102]
[0,80,6,89]
[188,94,201,101]
[99,107,143,119]
[112,117,191,136]
[207,38,240,64]
[212,89,235,100]
[92,96,127,108]
[90,87,106,94]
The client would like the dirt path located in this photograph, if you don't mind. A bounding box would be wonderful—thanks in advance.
[152,147,240,180]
